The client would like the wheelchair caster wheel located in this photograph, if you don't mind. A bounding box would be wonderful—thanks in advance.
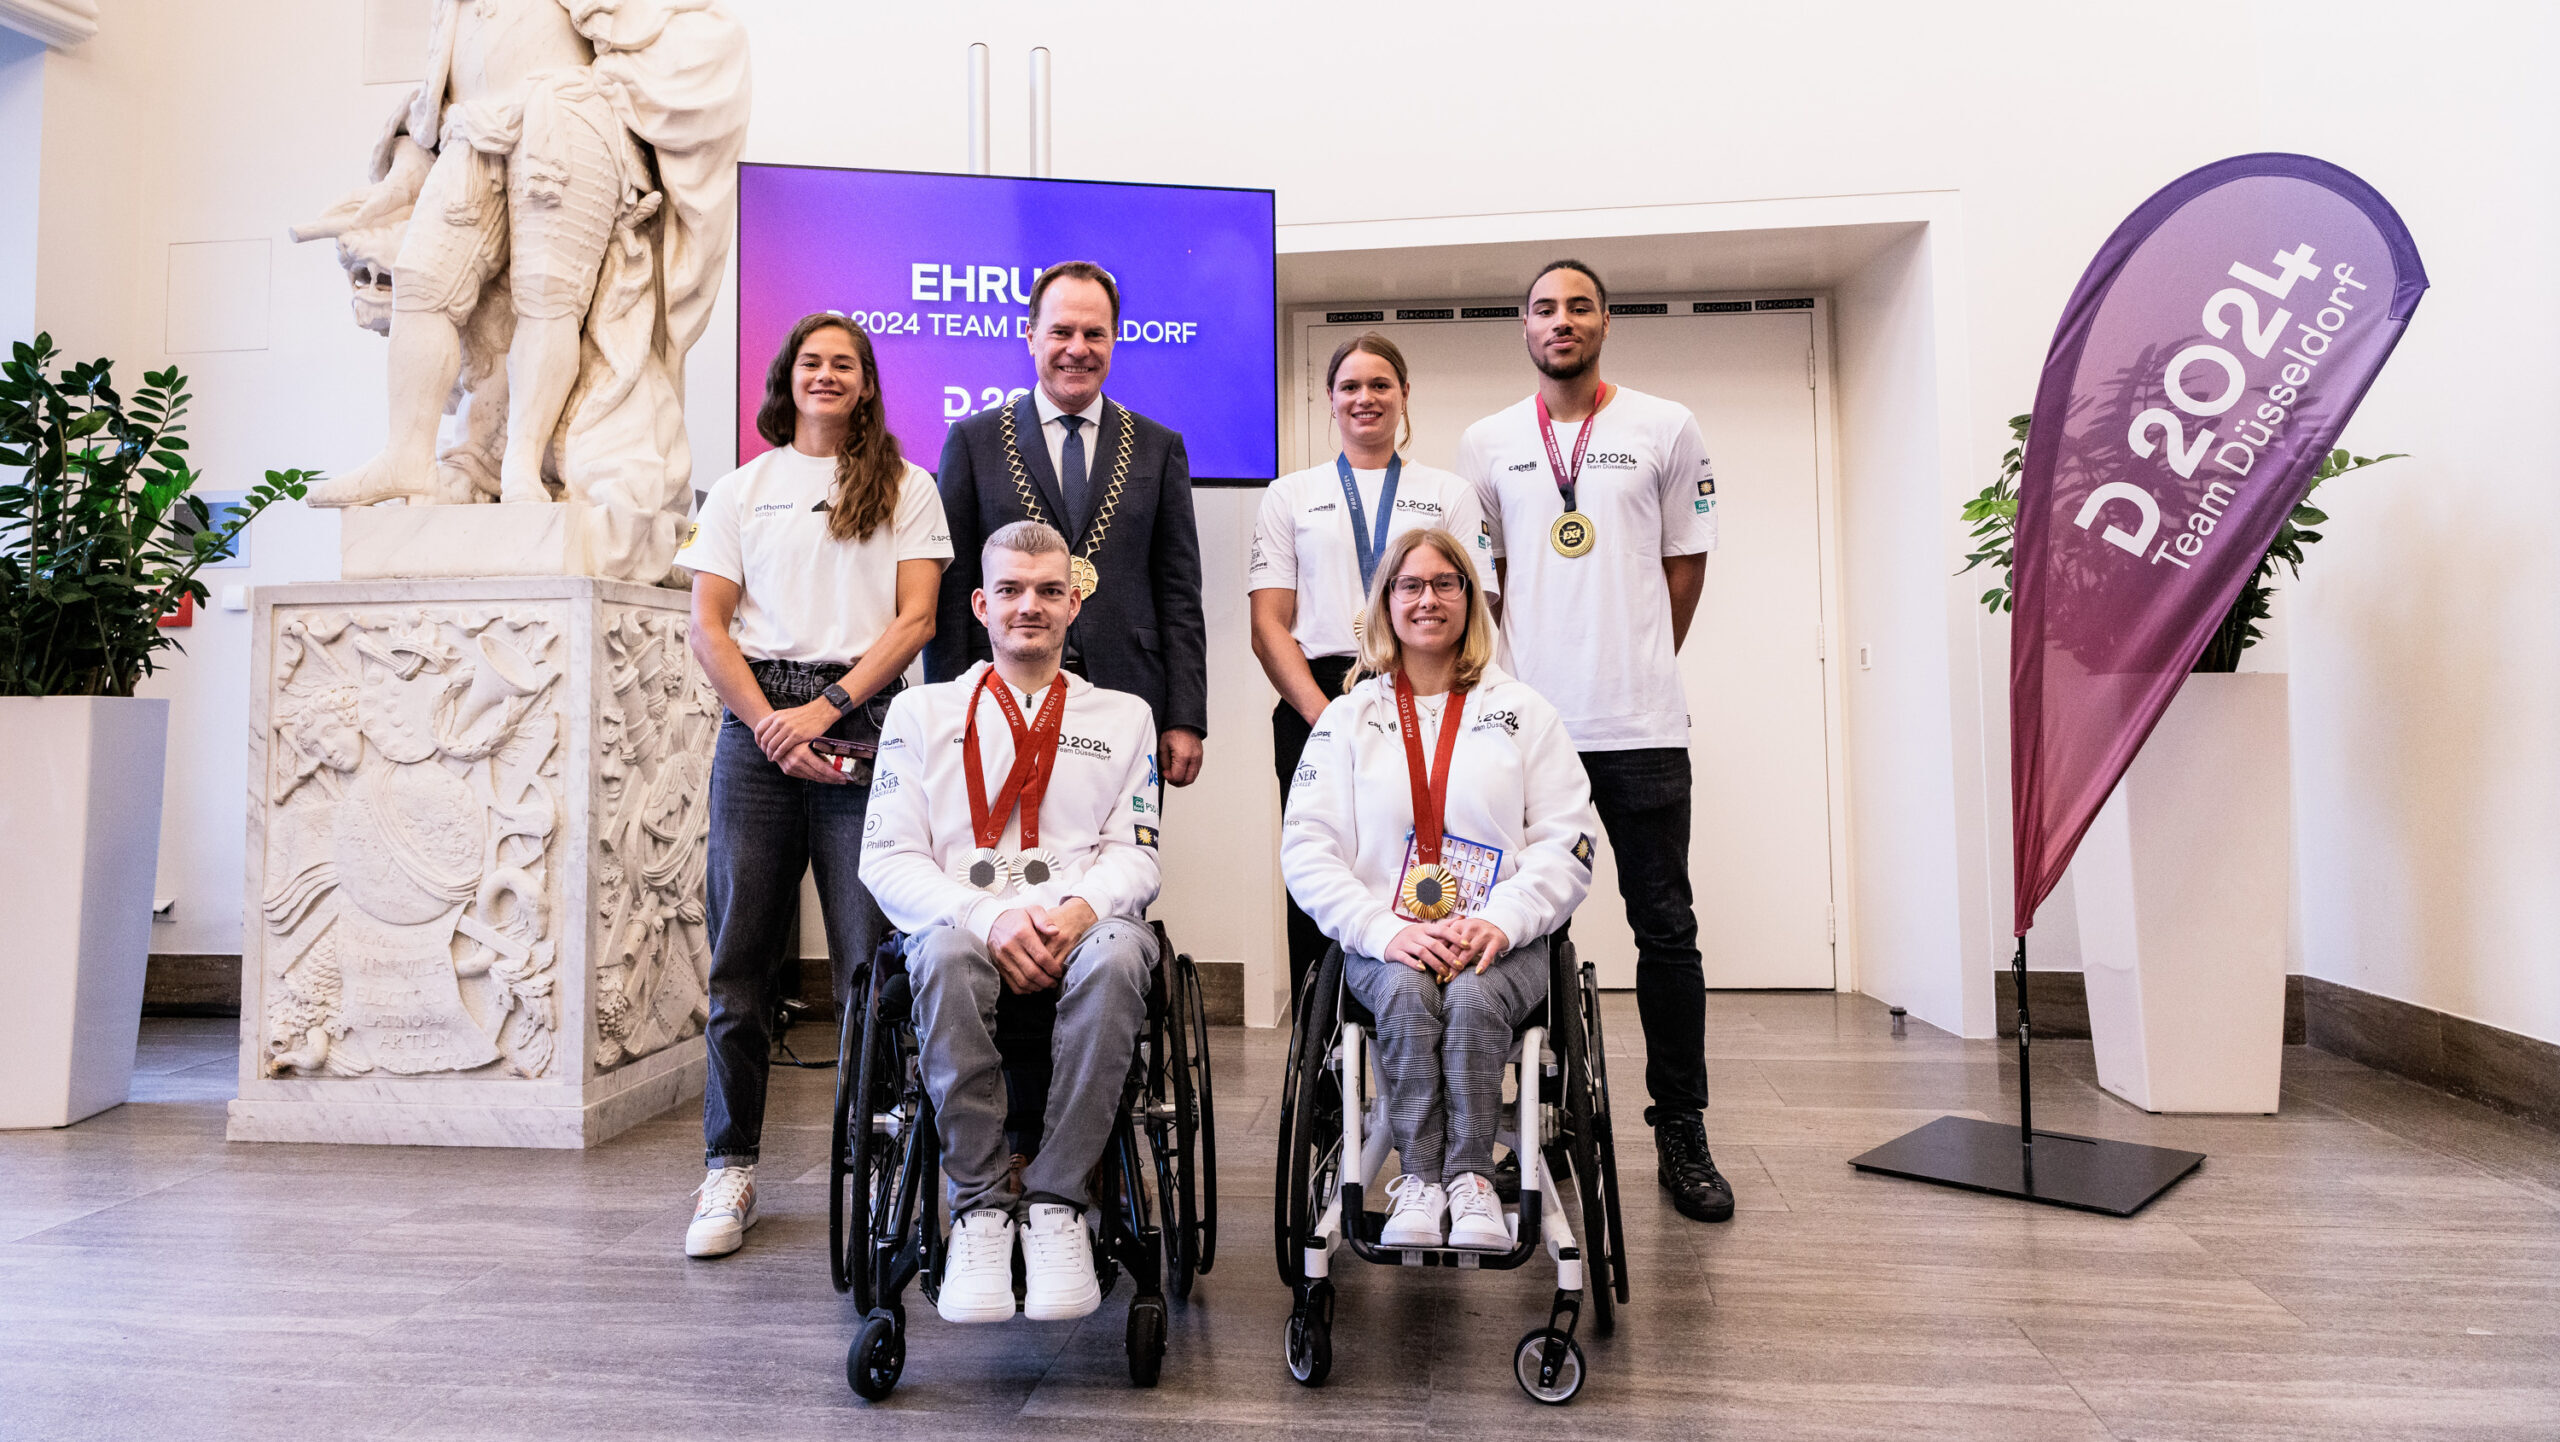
[1284,1281,1334,1386]
[1126,1297,1167,1387]
[1514,1327,1584,1405]
[847,1308,904,1401]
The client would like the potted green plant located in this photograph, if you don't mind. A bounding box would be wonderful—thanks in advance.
[0,334,313,1128]
[1960,414,2399,1112]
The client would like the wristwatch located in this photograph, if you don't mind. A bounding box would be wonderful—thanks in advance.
[821,682,855,715]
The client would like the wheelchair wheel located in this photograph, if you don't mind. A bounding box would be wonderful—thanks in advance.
[1284,1278,1334,1386]
[1514,1326,1584,1405]
[1157,950,1200,1303]
[1179,951,1219,1276]
[1548,944,1615,1338]
[829,967,885,1309]
[1275,947,1343,1287]
[1126,1296,1167,1387]
[1578,956,1630,1308]
[846,1307,904,1401]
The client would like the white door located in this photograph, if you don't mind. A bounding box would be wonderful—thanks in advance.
[1302,310,1834,989]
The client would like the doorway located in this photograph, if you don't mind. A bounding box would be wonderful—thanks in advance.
[1293,299,1840,989]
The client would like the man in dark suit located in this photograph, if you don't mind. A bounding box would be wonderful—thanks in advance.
[929,261,1207,787]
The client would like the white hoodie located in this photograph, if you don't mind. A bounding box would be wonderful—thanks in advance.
[860,662,1162,941]
[1281,666,1599,960]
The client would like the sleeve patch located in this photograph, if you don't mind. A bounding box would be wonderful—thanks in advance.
[1697,476,1715,497]
[1134,824,1159,849]
[1571,834,1596,870]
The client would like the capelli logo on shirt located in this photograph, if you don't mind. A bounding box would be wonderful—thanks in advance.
[1506,461,1540,472]
[1307,501,1338,514]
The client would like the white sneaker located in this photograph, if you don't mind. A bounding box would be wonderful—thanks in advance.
[938,1208,1019,1324]
[1020,1203,1101,1321]
[1446,1171,1511,1251]
[1379,1174,1448,1249]
[684,1166,757,1258]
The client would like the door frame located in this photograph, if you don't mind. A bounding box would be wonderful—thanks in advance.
[1285,295,1857,994]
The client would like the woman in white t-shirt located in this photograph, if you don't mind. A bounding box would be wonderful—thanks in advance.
[1249,333,1497,999]
[675,313,954,1260]
[1280,526,1597,1250]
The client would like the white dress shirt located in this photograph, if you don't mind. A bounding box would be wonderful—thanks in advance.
[1033,388,1109,510]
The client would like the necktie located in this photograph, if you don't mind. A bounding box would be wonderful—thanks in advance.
[1057,413,1089,538]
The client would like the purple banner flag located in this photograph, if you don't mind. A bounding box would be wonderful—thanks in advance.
[2011,154,2426,935]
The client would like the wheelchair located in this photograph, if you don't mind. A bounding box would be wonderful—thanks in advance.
[828,920,1218,1400]
[1273,935,1628,1404]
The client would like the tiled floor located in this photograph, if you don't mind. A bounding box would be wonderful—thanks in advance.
[5,996,2558,1440]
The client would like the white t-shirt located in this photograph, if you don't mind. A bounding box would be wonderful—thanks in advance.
[677,447,954,664]
[1455,386,1717,751]
[1247,458,1497,659]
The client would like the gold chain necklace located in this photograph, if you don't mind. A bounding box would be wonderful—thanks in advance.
[999,401,1135,599]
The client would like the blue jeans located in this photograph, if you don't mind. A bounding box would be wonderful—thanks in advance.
[700,686,895,1168]
[1576,747,1711,1121]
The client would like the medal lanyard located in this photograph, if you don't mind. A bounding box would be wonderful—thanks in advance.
[1393,670,1466,865]
[962,671,1068,850]
[1534,383,1611,513]
[1334,452,1403,596]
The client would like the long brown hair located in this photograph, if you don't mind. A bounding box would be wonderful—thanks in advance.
[1325,331,1413,452]
[757,313,904,542]
[1354,527,1496,693]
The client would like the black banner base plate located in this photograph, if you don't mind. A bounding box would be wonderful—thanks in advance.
[1848,1115,2203,1217]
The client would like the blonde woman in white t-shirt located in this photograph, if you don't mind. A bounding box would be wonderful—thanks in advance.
[1249,333,1498,1000]
[1281,526,1597,1250]
[674,313,955,1259]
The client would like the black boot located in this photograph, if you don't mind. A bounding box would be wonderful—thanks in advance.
[1654,1111,1734,1223]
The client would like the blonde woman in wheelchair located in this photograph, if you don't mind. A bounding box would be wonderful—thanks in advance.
[1280,526,1599,1251]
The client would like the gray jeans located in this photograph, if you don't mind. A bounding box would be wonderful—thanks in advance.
[1344,936,1548,1184]
[909,919,1156,1216]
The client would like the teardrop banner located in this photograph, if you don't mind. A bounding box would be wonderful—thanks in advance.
[2012,153,2427,936]
[1852,154,2426,1216]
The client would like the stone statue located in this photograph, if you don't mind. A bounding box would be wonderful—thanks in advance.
[291,0,750,583]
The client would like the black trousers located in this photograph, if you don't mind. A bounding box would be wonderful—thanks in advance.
[1576,746,1712,1123]
[1272,654,1357,1004]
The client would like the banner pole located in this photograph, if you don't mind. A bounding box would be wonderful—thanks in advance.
[2013,935,2034,1188]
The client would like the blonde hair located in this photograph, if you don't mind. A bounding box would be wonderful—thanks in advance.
[983,518,1068,572]
[1353,527,1496,692]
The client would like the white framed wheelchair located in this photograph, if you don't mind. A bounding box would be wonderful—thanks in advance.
[1273,934,1628,1404]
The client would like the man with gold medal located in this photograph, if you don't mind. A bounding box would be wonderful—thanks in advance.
[1281,527,1598,1251]
[1250,333,1497,1000]
[930,262,1208,791]
[1455,259,1737,1227]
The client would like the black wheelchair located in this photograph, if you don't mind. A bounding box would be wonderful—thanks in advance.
[1273,935,1628,1404]
[829,920,1218,1400]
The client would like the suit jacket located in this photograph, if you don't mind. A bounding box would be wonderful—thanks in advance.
[928,394,1208,738]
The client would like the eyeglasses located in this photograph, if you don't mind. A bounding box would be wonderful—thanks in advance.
[1389,574,1469,601]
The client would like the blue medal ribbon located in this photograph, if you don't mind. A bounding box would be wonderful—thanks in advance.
[1334,452,1403,597]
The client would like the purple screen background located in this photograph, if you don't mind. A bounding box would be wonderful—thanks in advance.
[734,165,1276,480]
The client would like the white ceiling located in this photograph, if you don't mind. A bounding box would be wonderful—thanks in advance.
[1276,221,1922,307]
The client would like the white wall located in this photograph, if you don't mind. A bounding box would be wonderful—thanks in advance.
[30,1,2556,1046]
[0,27,42,345]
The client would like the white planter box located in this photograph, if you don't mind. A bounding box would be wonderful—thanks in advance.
[0,696,170,1129]
[2075,672,2290,1113]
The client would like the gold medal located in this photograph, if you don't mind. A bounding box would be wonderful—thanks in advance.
[1550,510,1596,558]
[1399,862,1460,922]
[1069,554,1099,599]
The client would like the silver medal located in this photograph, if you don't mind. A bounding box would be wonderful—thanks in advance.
[1012,847,1062,889]
[953,847,1013,893]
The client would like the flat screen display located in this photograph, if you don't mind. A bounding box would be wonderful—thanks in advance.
[734,164,1276,482]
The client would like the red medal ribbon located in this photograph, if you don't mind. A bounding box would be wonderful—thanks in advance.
[1534,381,1612,514]
[1393,669,1467,866]
[962,669,1069,851]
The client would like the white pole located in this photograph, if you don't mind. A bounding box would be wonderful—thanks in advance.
[966,43,991,174]
[1029,47,1053,177]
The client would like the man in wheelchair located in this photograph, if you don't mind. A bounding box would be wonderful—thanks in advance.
[859,520,1164,1325]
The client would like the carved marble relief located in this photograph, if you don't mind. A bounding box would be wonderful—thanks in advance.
[590,607,716,1072]
[262,606,565,1081]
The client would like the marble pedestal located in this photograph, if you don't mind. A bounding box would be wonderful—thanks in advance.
[230,577,715,1147]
